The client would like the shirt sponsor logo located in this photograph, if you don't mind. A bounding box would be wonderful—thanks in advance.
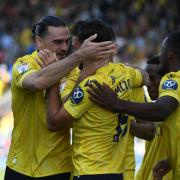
[162,80,178,90]
[16,63,29,74]
[111,76,116,85]
[114,79,131,94]
[70,86,84,104]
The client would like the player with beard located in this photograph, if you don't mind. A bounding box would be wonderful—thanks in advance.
[4,15,114,180]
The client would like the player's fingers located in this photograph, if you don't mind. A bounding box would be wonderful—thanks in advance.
[89,97,104,106]
[87,88,99,99]
[53,52,59,62]
[87,83,101,96]
[35,58,44,68]
[91,80,105,91]
[97,50,115,57]
[41,50,53,64]
[87,89,104,103]
[103,83,114,92]
[95,41,113,47]
[103,83,110,89]
[43,49,52,58]
[38,51,49,66]
[40,50,51,59]
[39,50,58,65]
[84,34,97,43]
[44,49,58,63]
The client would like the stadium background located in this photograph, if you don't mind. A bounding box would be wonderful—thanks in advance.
[0,0,179,179]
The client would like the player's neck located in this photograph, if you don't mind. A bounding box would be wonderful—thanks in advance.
[83,58,110,69]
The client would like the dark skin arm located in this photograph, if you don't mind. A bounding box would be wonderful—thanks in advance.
[130,120,156,140]
[153,159,171,180]
[87,80,179,122]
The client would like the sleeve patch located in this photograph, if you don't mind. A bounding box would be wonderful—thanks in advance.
[16,63,29,74]
[70,86,84,104]
[162,80,178,90]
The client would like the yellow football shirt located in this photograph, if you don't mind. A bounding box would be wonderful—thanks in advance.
[64,62,142,176]
[61,66,80,100]
[135,86,173,180]
[158,71,180,179]
[123,132,135,180]
[7,51,72,177]
[124,87,145,180]
[135,133,173,180]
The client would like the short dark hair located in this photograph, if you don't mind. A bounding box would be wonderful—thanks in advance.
[71,19,115,43]
[165,31,180,56]
[32,15,67,37]
[147,54,160,65]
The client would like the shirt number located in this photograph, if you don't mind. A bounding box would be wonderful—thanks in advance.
[113,113,128,142]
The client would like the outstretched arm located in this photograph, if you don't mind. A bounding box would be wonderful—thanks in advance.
[87,80,178,122]
[23,34,115,91]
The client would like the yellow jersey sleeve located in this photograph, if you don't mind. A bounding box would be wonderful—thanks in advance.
[125,66,142,88]
[12,59,37,88]
[61,67,80,99]
[60,79,74,99]
[159,72,180,103]
[64,78,95,119]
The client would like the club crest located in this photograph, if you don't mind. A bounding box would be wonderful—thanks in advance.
[70,86,84,104]
[162,80,178,90]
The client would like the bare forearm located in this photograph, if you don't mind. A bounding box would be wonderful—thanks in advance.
[130,121,155,140]
[23,35,115,91]
[23,51,81,91]
[113,96,178,122]
[87,80,179,122]
[39,52,81,86]
[114,100,164,121]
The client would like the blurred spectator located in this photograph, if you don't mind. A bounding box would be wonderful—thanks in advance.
[0,0,179,70]
[0,63,10,96]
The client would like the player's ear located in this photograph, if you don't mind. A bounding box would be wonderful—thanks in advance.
[35,36,44,50]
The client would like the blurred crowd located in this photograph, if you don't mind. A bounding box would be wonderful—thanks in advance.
[0,0,180,97]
